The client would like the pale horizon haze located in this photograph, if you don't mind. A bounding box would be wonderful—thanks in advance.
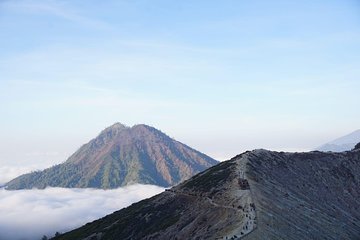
[1,0,360,180]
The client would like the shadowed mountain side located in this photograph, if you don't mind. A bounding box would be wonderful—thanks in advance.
[6,123,217,189]
[52,147,360,240]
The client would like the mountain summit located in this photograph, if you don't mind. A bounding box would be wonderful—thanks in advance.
[6,123,218,189]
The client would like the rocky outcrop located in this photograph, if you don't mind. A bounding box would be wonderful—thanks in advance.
[353,142,360,150]
[53,148,360,240]
[6,123,217,189]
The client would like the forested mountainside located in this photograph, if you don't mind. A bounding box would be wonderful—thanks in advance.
[6,123,217,189]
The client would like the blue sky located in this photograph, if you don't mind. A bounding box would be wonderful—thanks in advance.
[0,0,359,168]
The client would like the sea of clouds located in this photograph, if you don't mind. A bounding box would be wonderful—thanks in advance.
[0,185,165,240]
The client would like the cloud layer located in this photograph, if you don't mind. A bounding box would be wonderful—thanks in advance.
[0,185,164,240]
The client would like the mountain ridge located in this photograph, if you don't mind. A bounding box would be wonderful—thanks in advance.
[53,147,360,240]
[6,123,218,189]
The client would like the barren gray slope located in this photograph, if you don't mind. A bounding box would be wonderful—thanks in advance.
[53,158,256,240]
[243,149,360,240]
[53,148,360,240]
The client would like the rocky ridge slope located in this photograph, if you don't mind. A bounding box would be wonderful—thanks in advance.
[53,147,360,239]
[6,123,217,189]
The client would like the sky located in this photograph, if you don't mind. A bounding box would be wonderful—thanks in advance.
[0,0,360,173]
[0,185,164,240]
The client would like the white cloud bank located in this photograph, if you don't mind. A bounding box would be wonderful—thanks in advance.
[0,185,165,240]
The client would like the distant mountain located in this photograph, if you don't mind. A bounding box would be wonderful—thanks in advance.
[53,147,360,240]
[6,123,218,189]
[316,129,360,152]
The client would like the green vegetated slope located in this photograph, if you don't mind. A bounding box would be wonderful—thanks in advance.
[6,123,218,189]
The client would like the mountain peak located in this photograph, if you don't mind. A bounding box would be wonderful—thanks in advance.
[105,123,156,134]
[106,122,128,131]
[6,123,218,189]
[112,122,128,128]
[100,122,128,134]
